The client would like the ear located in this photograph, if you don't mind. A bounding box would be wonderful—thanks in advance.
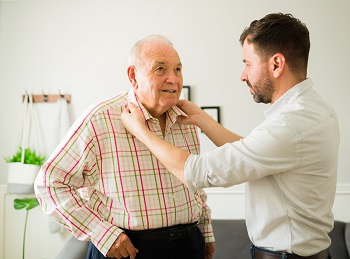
[270,53,285,78]
[127,65,138,89]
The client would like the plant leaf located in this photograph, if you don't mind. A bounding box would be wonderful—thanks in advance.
[5,146,46,165]
[14,198,39,211]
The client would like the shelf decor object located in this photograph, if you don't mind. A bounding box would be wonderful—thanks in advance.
[6,92,46,194]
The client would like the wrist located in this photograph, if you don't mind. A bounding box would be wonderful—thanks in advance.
[137,126,154,144]
[196,109,209,129]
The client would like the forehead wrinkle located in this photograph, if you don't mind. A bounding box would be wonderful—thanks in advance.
[155,60,182,65]
[152,60,182,68]
[141,45,181,69]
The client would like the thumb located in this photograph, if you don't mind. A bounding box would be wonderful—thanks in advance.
[176,99,186,108]
[176,115,189,125]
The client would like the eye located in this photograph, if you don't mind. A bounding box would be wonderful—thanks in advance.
[155,66,166,75]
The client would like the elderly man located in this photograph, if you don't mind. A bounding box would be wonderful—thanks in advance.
[35,35,215,259]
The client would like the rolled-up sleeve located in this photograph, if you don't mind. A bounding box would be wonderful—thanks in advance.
[184,154,211,191]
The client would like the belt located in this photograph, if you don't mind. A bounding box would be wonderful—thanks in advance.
[251,245,330,259]
[121,222,198,241]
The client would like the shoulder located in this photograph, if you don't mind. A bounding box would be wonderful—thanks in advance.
[71,91,129,131]
[282,88,337,135]
[80,91,128,121]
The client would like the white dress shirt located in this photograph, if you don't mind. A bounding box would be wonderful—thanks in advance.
[185,78,340,256]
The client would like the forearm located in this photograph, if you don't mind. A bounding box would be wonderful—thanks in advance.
[35,164,121,255]
[197,110,242,146]
[35,181,121,255]
[137,127,189,184]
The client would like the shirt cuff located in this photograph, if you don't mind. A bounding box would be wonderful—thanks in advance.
[90,221,124,256]
[198,222,215,243]
[184,154,210,191]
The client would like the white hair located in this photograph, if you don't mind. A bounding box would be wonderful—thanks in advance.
[128,35,174,66]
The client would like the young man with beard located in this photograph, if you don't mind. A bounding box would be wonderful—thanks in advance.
[121,13,339,259]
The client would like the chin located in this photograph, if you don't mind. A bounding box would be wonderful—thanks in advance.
[162,99,178,107]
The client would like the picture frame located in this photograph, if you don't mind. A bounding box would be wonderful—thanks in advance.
[201,106,221,124]
[180,85,191,101]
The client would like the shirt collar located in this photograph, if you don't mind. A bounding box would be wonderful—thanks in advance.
[127,89,187,124]
[264,78,313,117]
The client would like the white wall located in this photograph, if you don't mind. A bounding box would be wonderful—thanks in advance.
[0,1,350,258]
[1,0,349,184]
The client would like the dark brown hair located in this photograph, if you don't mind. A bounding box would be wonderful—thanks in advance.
[239,13,310,76]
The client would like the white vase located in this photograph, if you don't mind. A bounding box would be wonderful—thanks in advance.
[7,162,41,194]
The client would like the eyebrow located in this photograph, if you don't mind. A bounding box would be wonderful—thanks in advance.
[154,61,182,67]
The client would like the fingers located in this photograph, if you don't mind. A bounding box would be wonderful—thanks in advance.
[127,245,139,259]
[106,233,138,259]
[176,99,186,106]
[176,115,187,125]
[120,234,138,259]
[122,102,137,114]
[128,102,137,111]
[176,99,190,112]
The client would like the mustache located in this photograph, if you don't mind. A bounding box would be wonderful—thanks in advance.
[245,80,252,87]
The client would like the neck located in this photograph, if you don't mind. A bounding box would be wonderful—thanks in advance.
[156,112,166,136]
[271,75,306,104]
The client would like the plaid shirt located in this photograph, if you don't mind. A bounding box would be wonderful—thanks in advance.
[35,89,214,255]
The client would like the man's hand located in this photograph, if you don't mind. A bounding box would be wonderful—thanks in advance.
[205,242,215,259]
[176,99,203,126]
[121,102,147,137]
[106,233,138,259]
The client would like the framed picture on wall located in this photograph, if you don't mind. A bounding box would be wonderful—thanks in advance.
[201,106,221,124]
[180,85,191,101]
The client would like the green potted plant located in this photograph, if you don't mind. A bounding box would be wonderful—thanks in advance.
[5,146,46,165]
[13,197,40,259]
[5,146,46,194]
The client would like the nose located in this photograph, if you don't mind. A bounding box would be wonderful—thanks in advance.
[240,69,247,83]
[166,70,181,84]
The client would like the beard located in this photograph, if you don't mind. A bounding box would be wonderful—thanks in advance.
[247,70,275,104]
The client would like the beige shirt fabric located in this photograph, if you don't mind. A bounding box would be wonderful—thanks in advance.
[185,78,340,256]
[35,89,214,256]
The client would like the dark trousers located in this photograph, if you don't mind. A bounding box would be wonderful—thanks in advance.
[86,225,205,259]
[250,244,333,259]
